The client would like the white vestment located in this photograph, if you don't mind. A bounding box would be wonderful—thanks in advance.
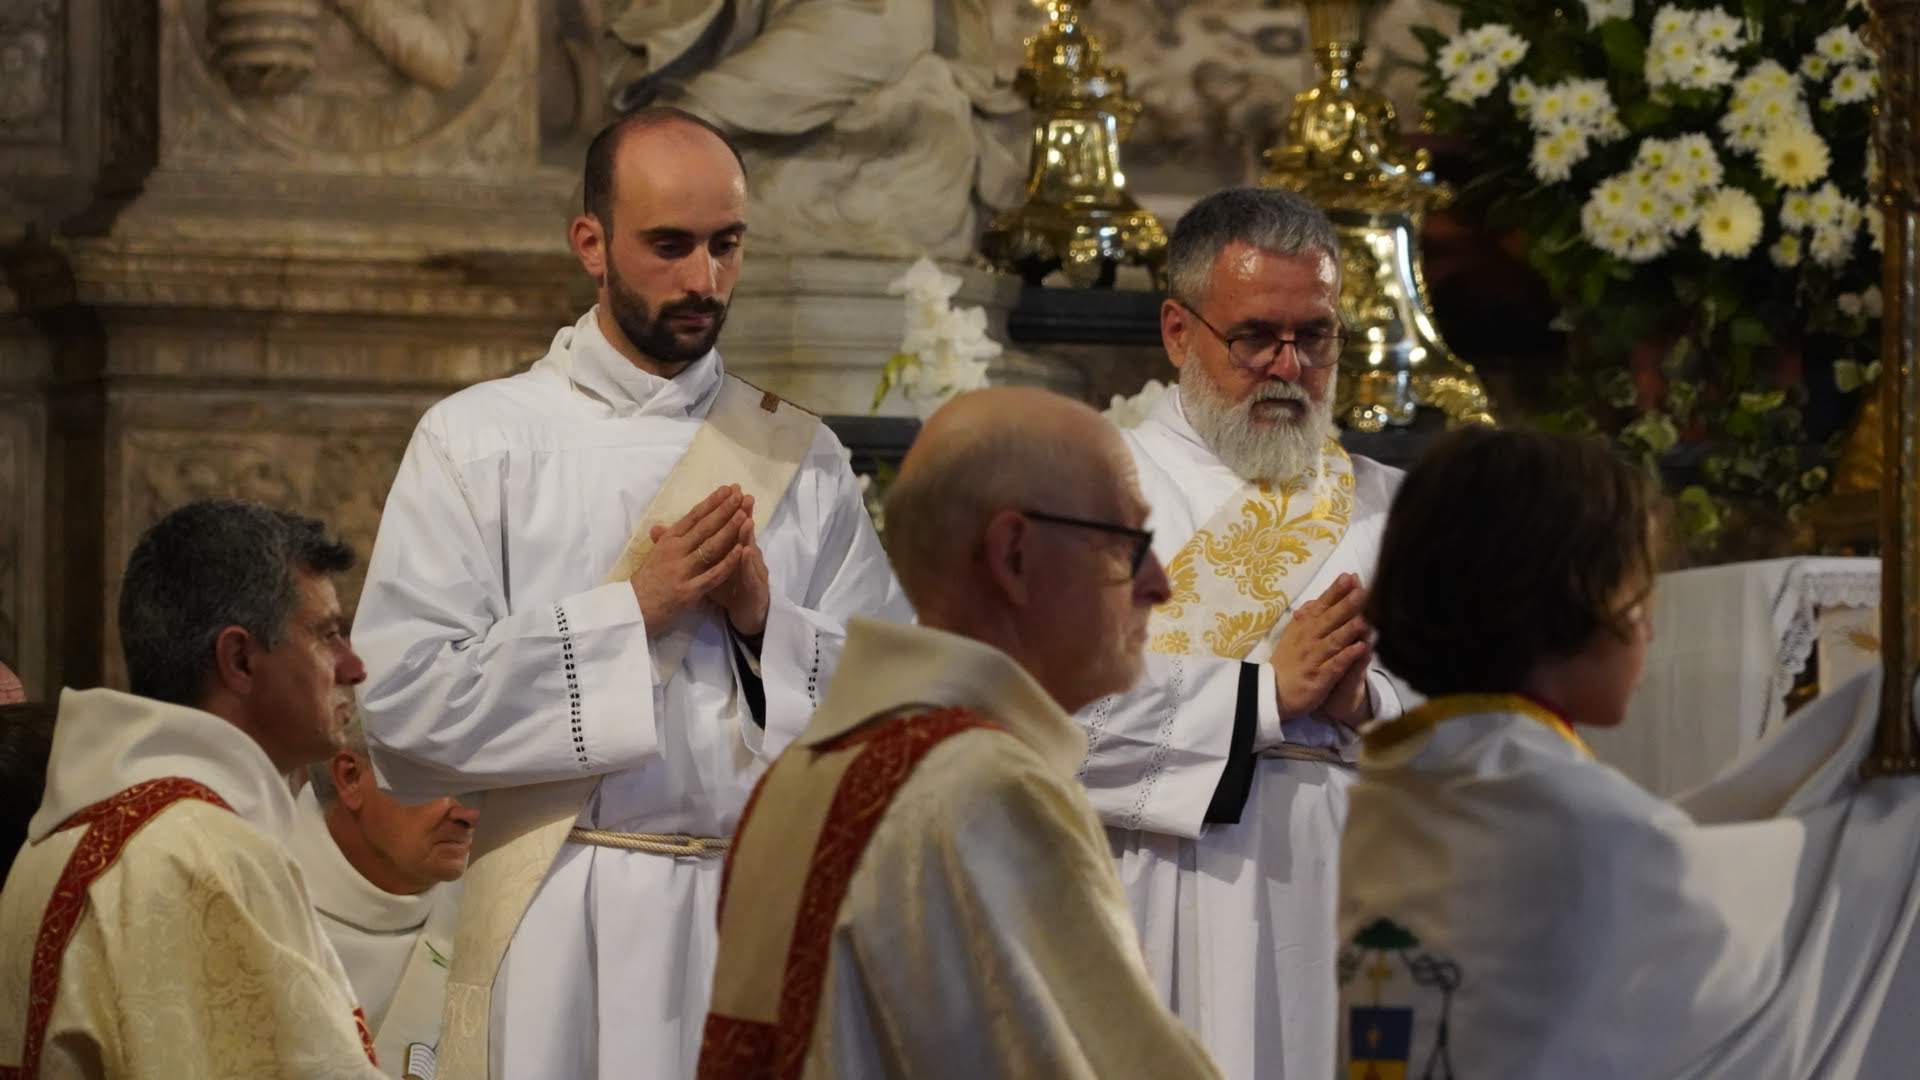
[1077,388,1407,1080]
[701,618,1221,1078]
[1339,673,1920,1078]
[286,787,462,1078]
[0,688,383,1079]
[352,308,908,1079]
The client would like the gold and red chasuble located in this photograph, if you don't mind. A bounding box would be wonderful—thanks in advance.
[697,708,1003,1080]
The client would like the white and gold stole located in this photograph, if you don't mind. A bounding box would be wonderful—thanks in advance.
[1147,438,1354,661]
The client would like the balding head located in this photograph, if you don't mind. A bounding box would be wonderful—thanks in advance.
[886,388,1171,712]
[570,107,749,376]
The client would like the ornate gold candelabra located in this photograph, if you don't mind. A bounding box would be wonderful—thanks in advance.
[1260,0,1494,430]
[980,0,1167,288]
[1863,0,1920,777]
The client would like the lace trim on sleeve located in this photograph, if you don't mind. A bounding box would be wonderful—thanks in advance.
[1075,695,1117,782]
[1121,658,1185,831]
[556,603,589,768]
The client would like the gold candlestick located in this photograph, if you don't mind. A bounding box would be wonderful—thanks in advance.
[1261,0,1494,431]
[1863,0,1920,777]
[980,0,1167,288]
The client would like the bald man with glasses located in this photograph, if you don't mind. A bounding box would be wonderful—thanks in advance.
[696,387,1220,1079]
[1072,186,1413,1080]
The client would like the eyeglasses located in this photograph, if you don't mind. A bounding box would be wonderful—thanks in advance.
[1177,301,1345,371]
[1021,510,1156,579]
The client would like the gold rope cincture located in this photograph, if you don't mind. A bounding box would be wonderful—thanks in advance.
[565,827,731,858]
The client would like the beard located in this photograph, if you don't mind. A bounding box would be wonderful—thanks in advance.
[605,259,730,371]
[1178,352,1336,483]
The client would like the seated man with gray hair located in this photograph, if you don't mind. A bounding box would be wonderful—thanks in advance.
[698,387,1220,1079]
[289,708,477,1078]
[0,499,384,1078]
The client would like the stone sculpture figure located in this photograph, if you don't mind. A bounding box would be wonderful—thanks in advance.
[601,0,1028,258]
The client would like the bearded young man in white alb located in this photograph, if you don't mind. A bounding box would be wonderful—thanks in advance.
[1074,186,1409,1080]
[350,106,908,1079]
[289,710,478,1078]
[0,500,384,1079]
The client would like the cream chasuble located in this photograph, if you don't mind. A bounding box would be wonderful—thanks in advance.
[353,308,910,1079]
[699,619,1220,1079]
[1340,673,1920,1078]
[0,689,384,1080]
[286,788,462,1079]
[1075,388,1409,1080]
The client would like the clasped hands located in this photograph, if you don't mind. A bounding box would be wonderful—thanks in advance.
[1270,573,1374,732]
[628,484,770,642]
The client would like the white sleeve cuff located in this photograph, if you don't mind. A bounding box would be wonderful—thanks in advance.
[1254,662,1284,751]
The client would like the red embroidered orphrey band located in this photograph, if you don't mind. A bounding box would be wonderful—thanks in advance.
[697,708,1003,1080]
[0,777,378,1077]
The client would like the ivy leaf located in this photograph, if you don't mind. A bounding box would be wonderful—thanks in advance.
[1622,412,1680,453]
[1730,316,1774,348]
[1835,359,1866,392]
[1737,389,1787,414]
[1600,21,1648,79]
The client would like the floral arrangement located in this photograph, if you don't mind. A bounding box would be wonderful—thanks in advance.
[1415,0,1882,553]
[871,258,1001,416]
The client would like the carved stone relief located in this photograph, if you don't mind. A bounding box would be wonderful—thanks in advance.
[112,427,412,680]
[181,0,519,155]
[0,0,63,144]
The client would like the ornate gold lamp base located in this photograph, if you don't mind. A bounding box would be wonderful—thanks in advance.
[1262,0,1493,430]
[981,200,1166,289]
[980,0,1167,288]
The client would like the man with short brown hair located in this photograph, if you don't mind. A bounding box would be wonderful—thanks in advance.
[352,106,907,1078]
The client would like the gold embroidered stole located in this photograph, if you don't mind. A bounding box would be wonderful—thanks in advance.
[1147,439,1354,661]
[437,374,820,1080]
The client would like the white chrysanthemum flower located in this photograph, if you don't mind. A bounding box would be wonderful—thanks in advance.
[1626,186,1664,229]
[888,257,963,303]
[1864,285,1884,317]
[1869,206,1885,251]
[1698,187,1763,257]
[1635,138,1673,172]
[1770,232,1804,267]
[1682,137,1724,187]
[1815,26,1868,65]
[1466,24,1526,62]
[1489,36,1529,69]
[1695,55,1740,89]
[1838,291,1864,317]
[1581,0,1633,22]
[1663,197,1699,235]
[1695,10,1743,49]
[1448,61,1502,103]
[1801,54,1832,82]
[1809,222,1854,266]
[1758,125,1831,187]
[1437,39,1475,78]
[1780,190,1815,230]
[1532,86,1569,127]
[1654,164,1694,200]
[1593,175,1633,214]
[1530,128,1588,182]
[1592,219,1637,258]
[1651,6,1690,38]
[1808,182,1844,225]
[1830,67,1874,105]
[1568,79,1606,118]
[1626,230,1671,263]
[1510,78,1538,111]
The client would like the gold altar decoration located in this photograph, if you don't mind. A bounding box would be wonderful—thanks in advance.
[1863,0,1920,777]
[979,0,1167,289]
[1260,0,1494,432]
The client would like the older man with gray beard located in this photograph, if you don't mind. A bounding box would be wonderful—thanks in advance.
[1073,187,1410,1080]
